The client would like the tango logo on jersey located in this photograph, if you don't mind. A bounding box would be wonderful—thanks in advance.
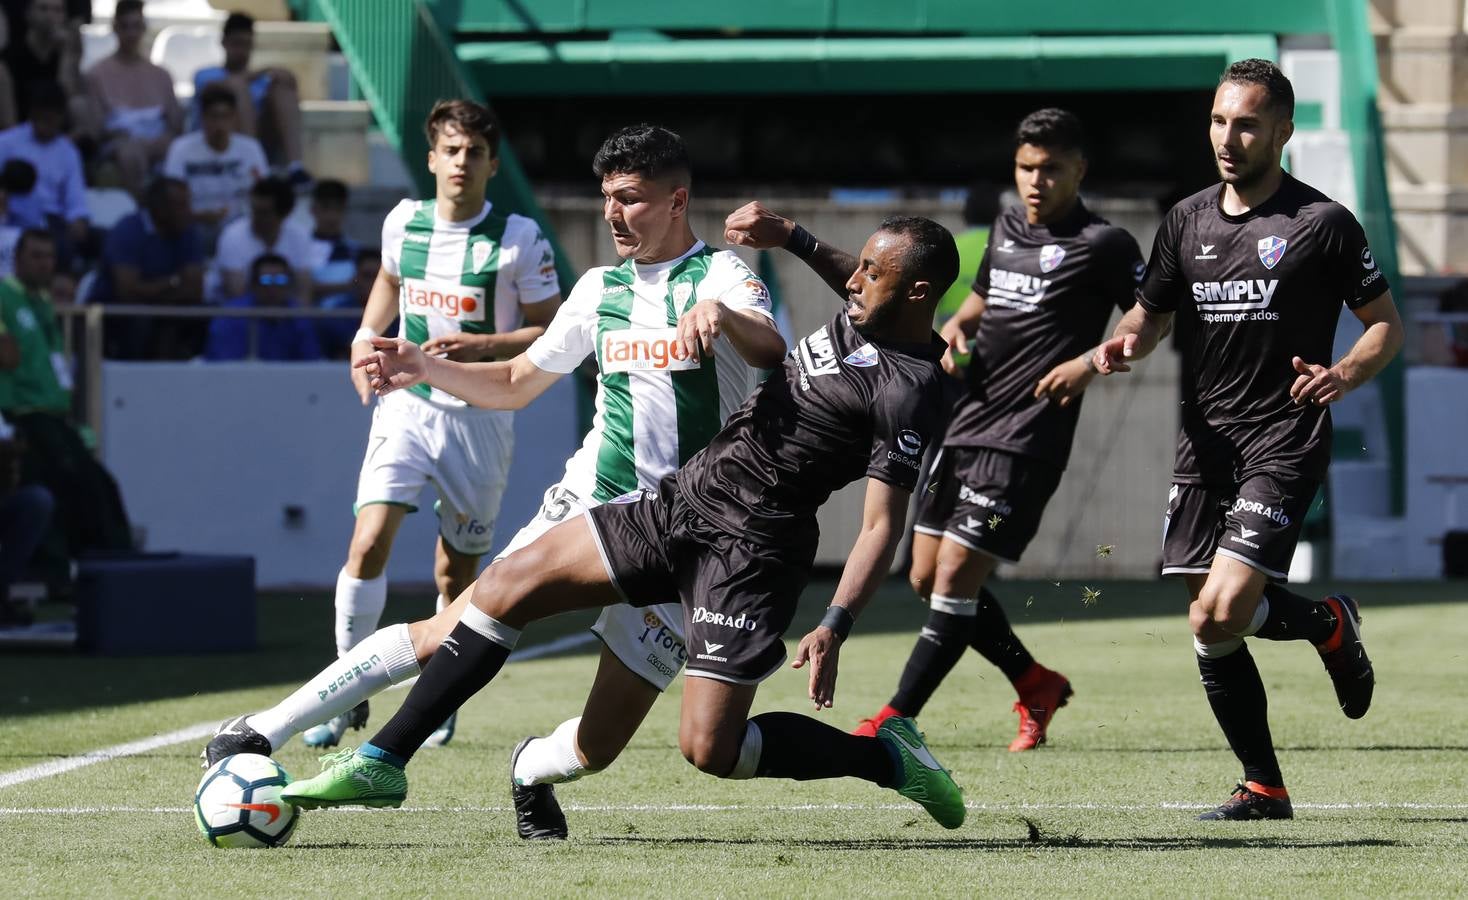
[1039,244,1066,273]
[843,343,879,368]
[401,277,485,321]
[796,325,841,389]
[987,268,1051,309]
[601,327,700,373]
[1257,235,1288,270]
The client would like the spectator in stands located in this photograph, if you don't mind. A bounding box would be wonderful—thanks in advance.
[47,266,71,302]
[1,0,82,122]
[0,410,52,623]
[84,0,183,201]
[0,158,35,277]
[306,178,357,302]
[0,80,88,266]
[163,82,265,247]
[90,176,205,359]
[0,16,16,130]
[205,252,320,361]
[317,246,377,359]
[0,229,133,574]
[212,175,312,302]
[194,12,309,186]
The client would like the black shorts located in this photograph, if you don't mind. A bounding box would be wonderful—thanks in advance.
[912,447,1063,563]
[584,479,816,685]
[1161,473,1318,581]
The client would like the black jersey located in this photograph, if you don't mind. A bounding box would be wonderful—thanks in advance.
[677,310,948,547]
[946,201,1143,469]
[1138,173,1389,483]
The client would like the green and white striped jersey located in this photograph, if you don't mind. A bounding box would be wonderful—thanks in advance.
[381,199,559,406]
[525,241,773,503]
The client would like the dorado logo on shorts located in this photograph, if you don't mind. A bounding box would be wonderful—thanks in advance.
[601,327,701,373]
[401,277,486,321]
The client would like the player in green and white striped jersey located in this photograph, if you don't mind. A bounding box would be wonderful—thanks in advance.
[309,100,561,749]
[203,128,785,827]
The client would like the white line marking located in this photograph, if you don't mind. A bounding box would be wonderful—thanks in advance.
[6,801,1468,816]
[0,631,597,791]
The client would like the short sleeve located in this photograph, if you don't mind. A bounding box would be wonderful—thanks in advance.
[1137,206,1187,314]
[524,270,602,374]
[1317,204,1390,310]
[505,216,561,305]
[379,201,415,278]
[709,251,774,319]
[1093,226,1145,313]
[865,369,946,492]
[971,231,995,296]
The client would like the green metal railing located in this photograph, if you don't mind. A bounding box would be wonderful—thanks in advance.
[309,0,579,294]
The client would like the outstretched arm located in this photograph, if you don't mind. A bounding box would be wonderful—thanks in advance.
[355,337,562,410]
[724,201,857,300]
[791,478,909,709]
[1092,302,1173,375]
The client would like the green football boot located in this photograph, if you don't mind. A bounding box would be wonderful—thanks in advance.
[877,717,966,829]
[279,748,407,810]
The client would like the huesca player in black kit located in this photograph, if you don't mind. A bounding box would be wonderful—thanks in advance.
[732,110,1145,753]
[282,216,972,831]
[1094,59,1403,821]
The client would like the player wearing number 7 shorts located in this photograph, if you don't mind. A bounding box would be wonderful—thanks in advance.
[202,126,787,838]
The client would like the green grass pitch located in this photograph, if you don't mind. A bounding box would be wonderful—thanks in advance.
[2,578,1465,897]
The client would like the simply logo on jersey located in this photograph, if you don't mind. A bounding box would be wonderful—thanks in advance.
[692,607,758,631]
[1195,243,1218,260]
[401,277,485,321]
[843,343,879,368]
[987,268,1051,309]
[796,325,841,389]
[601,327,701,373]
[1189,279,1279,315]
[1038,244,1066,273]
[471,239,492,274]
[1257,235,1289,270]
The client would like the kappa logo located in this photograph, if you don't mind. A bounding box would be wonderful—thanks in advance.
[1038,243,1066,273]
[1195,243,1218,260]
[601,283,631,296]
[471,239,493,274]
[1257,235,1288,270]
[404,232,431,244]
[843,343,880,368]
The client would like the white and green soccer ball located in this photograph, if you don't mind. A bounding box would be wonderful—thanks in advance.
[194,753,300,848]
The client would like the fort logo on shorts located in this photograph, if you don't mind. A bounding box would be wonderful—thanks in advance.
[601,327,701,373]
[401,277,486,321]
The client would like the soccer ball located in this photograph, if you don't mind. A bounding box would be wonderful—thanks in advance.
[194,753,300,848]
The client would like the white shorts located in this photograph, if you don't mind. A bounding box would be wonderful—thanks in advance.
[497,482,687,692]
[354,391,513,557]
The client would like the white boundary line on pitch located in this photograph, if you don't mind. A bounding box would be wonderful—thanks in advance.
[0,631,597,792]
[6,801,1468,816]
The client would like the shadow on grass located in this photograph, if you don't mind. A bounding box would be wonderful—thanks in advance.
[1,576,1461,720]
[592,834,1403,852]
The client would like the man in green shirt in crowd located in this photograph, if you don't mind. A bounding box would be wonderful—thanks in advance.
[0,229,132,586]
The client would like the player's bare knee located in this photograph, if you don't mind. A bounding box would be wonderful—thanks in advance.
[908,570,934,601]
[679,731,736,777]
[1192,585,1254,635]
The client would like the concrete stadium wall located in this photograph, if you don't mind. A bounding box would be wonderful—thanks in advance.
[543,196,1180,580]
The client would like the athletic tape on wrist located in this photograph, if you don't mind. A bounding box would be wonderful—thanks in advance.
[784,224,818,260]
[352,326,379,345]
[820,605,855,641]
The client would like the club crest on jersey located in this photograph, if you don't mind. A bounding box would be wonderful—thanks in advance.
[672,281,694,310]
[1038,244,1066,273]
[1257,235,1288,270]
[471,239,493,274]
[843,343,879,368]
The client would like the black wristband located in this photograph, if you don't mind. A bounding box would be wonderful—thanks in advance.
[785,224,818,260]
[820,605,855,641]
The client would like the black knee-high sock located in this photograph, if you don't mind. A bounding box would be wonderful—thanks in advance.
[890,609,975,716]
[1253,584,1337,644]
[750,712,898,786]
[969,587,1036,681]
[369,621,511,761]
[1197,642,1284,788]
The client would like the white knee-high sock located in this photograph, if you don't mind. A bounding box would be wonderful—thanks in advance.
[335,568,388,656]
[247,623,420,749]
[512,716,589,786]
[436,593,450,613]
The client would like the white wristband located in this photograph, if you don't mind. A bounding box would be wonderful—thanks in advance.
[352,327,379,345]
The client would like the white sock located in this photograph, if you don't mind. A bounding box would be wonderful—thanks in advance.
[512,716,588,786]
[436,593,450,613]
[334,568,388,656]
[247,623,420,749]
[726,721,763,780]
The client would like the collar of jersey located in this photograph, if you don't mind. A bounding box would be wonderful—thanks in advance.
[432,199,492,231]
[629,239,706,283]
